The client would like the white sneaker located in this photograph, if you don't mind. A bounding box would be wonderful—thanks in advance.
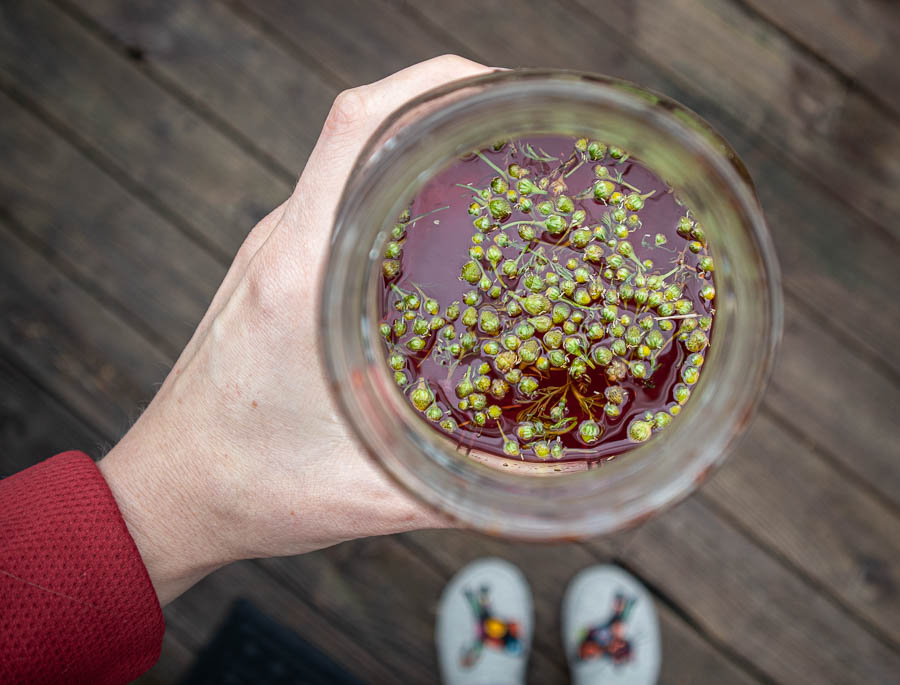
[562,565,661,685]
[436,558,533,685]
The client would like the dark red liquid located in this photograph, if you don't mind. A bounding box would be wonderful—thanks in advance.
[379,136,715,463]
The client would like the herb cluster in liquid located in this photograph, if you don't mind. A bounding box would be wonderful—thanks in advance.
[379,136,715,463]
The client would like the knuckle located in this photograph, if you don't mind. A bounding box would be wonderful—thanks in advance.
[432,53,468,68]
[324,87,369,135]
[243,257,292,323]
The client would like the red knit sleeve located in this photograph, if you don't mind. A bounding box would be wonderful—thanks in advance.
[0,451,165,685]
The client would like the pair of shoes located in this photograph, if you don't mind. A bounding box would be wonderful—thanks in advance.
[436,559,660,685]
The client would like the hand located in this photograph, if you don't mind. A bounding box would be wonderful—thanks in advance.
[98,55,494,606]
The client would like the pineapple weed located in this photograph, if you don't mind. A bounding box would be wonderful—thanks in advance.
[379,136,715,463]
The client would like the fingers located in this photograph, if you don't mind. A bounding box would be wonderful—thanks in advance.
[276,55,494,243]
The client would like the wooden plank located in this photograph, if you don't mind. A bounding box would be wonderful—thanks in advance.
[743,0,900,115]
[261,538,568,684]
[404,530,762,685]
[0,353,105,477]
[595,496,900,684]
[232,0,900,496]
[0,222,170,438]
[0,89,224,356]
[765,305,900,508]
[0,0,289,260]
[133,632,195,685]
[155,559,398,684]
[232,0,900,377]
[324,0,900,238]
[0,237,430,681]
[3,2,896,680]
[704,415,900,644]
[229,0,447,86]
[560,0,900,239]
[62,0,336,176]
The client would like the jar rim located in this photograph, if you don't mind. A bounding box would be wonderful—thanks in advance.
[321,69,782,539]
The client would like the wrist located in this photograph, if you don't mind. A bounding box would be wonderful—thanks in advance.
[98,399,235,606]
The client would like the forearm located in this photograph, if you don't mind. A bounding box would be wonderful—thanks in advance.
[98,396,233,606]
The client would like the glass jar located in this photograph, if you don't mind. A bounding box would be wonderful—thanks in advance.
[321,70,781,540]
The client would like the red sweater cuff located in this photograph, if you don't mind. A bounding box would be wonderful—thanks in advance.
[0,451,165,685]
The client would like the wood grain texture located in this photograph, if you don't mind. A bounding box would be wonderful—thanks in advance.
[765,306,900,508]
[261,538,568,684]
[132,632,195,685]
[0,89,223,355]
[704,415,900,644]
[744,0,900,115]
[563,0,900,239]
[161,559,399,684]
[0,222,169,438]
[405,530,763,685]
[0,353,105,477]
[594,497,900,684]
[65,0,336,176]
[0,0,288,259]
[234,0,900,377]
[2,0,899,681]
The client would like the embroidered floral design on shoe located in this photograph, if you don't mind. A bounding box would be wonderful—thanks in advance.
[460,585,522,668]
[577,592,636,664]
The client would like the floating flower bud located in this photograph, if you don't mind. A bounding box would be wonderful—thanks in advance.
[569,358,588,378]
[684,329,708,353]
[382,259,400,278]
[594,180,615,200]
[503,439,520,457]
[494,350,517,373]
[584,244,603,263]
[624,193,644,211]
[682,365,700,385]
[631,361,649,379]
[571,228,592,248]
[530,315,552,332]
[410,380,434,411]
[579,420,602,444]
[517,178,542,195]
[587,141,606,160]
[406,336,426,352]
[469,393,487,411]
[549,349,568,368]
[543,328,564,349]
[545,214,566,235]
[522,293,551,315]
[564,336,585,355]
[461,260,481,284]
[505,368,522,384]
[628,419,653,442]
[519,376,539,396]
[490,378,509,399]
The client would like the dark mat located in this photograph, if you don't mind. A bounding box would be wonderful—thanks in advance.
[180,599,369,685]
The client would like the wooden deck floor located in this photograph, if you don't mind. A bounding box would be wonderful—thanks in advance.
[2,1,899,683]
